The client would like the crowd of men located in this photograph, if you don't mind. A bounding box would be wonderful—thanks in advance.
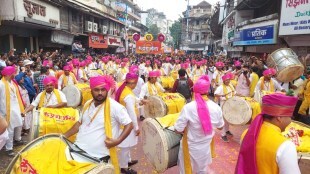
[0,49,309,174]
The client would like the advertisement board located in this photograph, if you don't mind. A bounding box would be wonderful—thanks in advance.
[136,41,162,54]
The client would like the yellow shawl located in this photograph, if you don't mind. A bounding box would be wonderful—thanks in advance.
[250,72,259,97]
[260,77,274,92]
[223,83,235,100]
[62,73,77,88]
[82,99,120,174]
[147,82,162,96]
[38,89,62,108]
[215,70,224,84]
[2,78,24,123]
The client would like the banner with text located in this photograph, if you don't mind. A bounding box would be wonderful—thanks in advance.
[279,0,310,35]
[136,41,162,54]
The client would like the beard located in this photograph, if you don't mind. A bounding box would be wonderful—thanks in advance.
[93,94,107,103]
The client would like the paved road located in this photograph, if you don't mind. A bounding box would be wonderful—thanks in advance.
[0,122,246,174]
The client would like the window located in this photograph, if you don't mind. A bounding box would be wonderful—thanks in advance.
[196,20,199,26]
[195,35,199,41]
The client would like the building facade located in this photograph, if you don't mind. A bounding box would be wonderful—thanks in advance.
[180,1,212,55]
[0,0,144,54]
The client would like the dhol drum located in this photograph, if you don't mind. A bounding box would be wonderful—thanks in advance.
[30,108,79,142]
[144,93,186,118]
[222,96,261,125]
[6,134,114,174]
[88,69,103,78]
[267,48,304,83]
[159,76,175,89]
[142,117,182,172]
[282,121,310,174]
[62,83,93,107]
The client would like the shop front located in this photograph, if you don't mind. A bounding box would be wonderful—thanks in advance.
[107,35,122,54]
[88,33,108,54]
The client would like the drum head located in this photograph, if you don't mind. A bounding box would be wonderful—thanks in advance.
[222,96,252,125]
[62,85,82,107]
[142,118,181,172]
[86,163,114,174]
[88,70,102,78]
[144,96,167,118]
[276,65,304,83]
[29,110,40,141]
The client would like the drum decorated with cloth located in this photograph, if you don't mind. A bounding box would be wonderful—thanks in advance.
[222,96,261,125]
[142,117,181,172]
[160,76,175,89]
[30,108,79,142]
[144,93,186,118]
[62,83,92,107]
[6,134,114,174]
[282,121,310,174]
[267,48,304,83]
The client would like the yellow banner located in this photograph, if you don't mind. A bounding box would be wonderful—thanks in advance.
[39,108,79,142]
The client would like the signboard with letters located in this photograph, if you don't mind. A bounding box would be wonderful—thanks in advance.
[136,41,162,54]
[107,36,122,47]
[279,0,310,35]
[234,24,277,46]
[16,0,60,28]
[88,34,108,48]
[51,31,74,45]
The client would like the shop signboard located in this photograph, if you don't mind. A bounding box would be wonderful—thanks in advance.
[279,0,310,35]
[234,24,277,46]
[136,41,162,54]
[88,34,108,48]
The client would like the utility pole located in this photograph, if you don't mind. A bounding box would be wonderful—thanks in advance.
[186,0,189,42]
[125,4,129,55]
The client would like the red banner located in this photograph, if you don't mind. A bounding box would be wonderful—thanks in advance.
[88,34,108,49]
[136,41,162,54]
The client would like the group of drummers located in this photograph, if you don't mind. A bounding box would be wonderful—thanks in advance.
[0,52,309,174]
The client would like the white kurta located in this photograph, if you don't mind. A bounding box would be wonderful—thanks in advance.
[236,74,252,97]
[139,82,165,99]
[174,100,224,174]
[75,99,132,158]
[58,74,75,89]
[118,94,138,148]
[276,141,301,174]
[212,70,225,86]
[214,84,236,106]
[18,86,32,130]
[31,90,67,107]
[0,80,23,128]
[133,77,145,97]
[255,78,283,92]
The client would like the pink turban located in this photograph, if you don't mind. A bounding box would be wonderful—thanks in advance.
[43,76,57,86]
[72,59,79,66]
[165,57,170,62]
[85,59,92,65]
[111,57,116,61]
[269,68,277,75]
[129,65,138,74]
[215,61,225,67]
[222,73,231,81]
[86,55,92,60]
[1,66,16,76]
[193,75,212,135]
[234,61,241,67]
[115,59,121,64]
[263,69,273,76]
[43,60,52,67]
[146,60,151,65]
[79,61,86,67]
[89,75,115,91]
[123,58,129,62]
[63,65,70,71]
[149,71,158,77]
[120,62,126,68]
[175,59,180,63]
[236,93,298,174]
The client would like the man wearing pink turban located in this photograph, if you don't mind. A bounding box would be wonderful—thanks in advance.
[23,76,67,116]
[255,68,284,93]
[214,73,236,142]
[236,93,300,174]
[212,61,225,89]
[115,73,140,173]
[174,75,224,174]
[0,66,25,156]
[58,65,78,89]
[64,75,133,173]
[162,57,173,76]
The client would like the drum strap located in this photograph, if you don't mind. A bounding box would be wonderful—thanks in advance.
[182,128,192,174]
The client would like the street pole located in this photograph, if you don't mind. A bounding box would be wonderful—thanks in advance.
[125,4,129,55]
[186,0,189,41]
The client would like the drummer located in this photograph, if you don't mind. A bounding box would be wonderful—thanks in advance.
[58,65,78,90]
[174,75,224,174]
[139,71,165,120]
[212,61,225,89]
[64,75,133,174]
[214,73,236,142]
[255,68,285,93]
[76,60,88,83]
[115,73,140,174]
[235,93,300,174]
[23,76,67,115]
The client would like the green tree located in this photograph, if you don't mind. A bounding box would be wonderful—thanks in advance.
[148,24,160,39]
[169,20,182,49]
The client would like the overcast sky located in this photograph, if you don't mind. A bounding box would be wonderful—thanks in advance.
[135,0,219,21]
